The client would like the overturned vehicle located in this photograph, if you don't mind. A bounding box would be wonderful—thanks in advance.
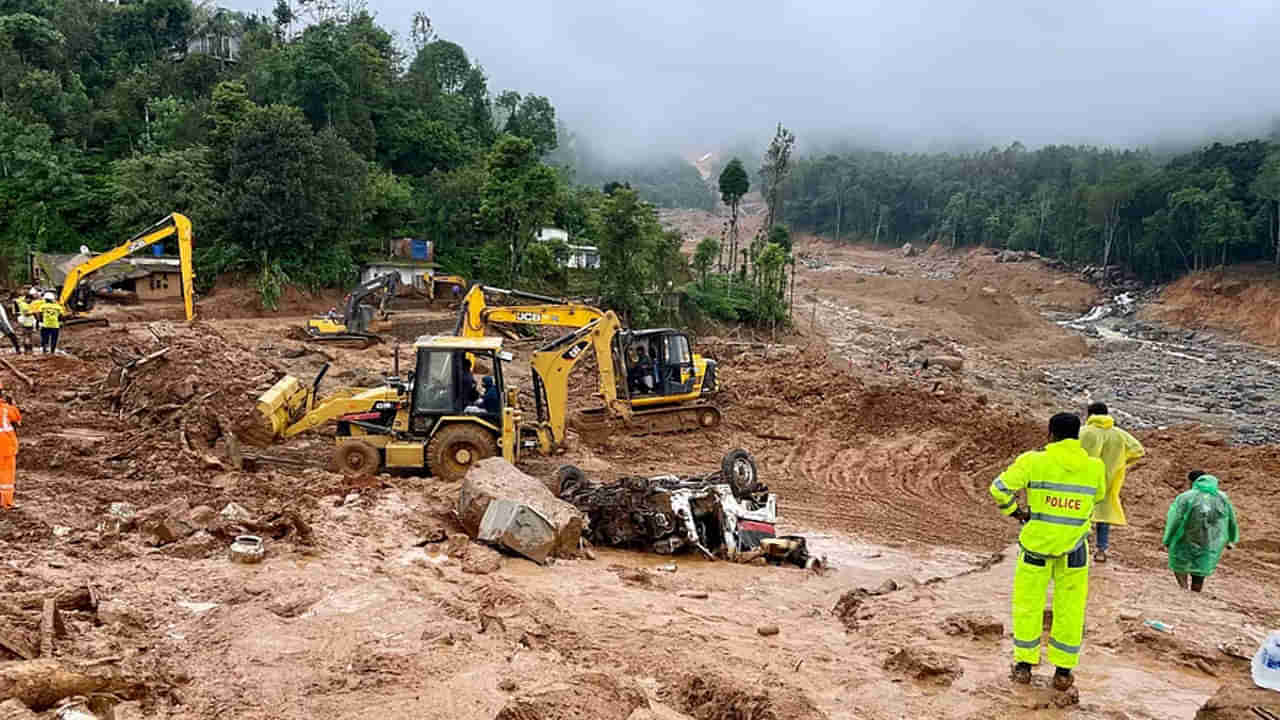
[555,449,819,569]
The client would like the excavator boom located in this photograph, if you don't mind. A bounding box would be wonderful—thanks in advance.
[456,284,603,338]
[59,213,196,322]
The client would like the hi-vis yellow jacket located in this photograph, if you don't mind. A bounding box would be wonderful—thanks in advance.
[991,438,1107,557]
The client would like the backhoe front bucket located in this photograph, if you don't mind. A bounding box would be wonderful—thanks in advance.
[237,375,309,447]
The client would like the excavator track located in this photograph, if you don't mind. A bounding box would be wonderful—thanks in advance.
[570,403,721,439]
[303,331,381,350]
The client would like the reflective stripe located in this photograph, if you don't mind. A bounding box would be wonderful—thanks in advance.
[1013,637,1041,649]
[1049,638,1081,654]
[1028,481,1097,496]
[1029,512,1087,527]
[992,477,1013,496]
[998,499,1016,510]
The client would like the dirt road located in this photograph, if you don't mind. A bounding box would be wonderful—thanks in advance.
[1,246,1278,719]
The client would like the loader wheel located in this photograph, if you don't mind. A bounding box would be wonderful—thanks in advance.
[334,441,381,478]
[721,448,760,497]
[427,424,498,482]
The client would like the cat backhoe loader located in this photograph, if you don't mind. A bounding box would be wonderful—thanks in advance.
[242,335,527,481]
[57,213,196,325]
[304,272,400,348]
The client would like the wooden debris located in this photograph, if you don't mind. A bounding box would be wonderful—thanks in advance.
[217,417,243,470]
[0,358,32,388]
[39,600,64,658]
[0,658,125,711]
[0,623,36,660]
[10,586,94,613]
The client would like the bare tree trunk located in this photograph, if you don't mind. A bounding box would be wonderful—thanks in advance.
[835,194,842,243]
[873,207,883,246]
[1037,198,1048,253]
[1274,201,1279,266]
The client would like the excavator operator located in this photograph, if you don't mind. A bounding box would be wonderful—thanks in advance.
[629,345,655,394]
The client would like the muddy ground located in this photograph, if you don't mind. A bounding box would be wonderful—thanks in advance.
[1,225,1279,719]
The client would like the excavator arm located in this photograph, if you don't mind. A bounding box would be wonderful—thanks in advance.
[527,312,629,450]
[341,271,400,326]
[59,213,196,322]
[456,284,604,338]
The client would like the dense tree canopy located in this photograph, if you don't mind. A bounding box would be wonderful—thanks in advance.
[783,139,1280,280]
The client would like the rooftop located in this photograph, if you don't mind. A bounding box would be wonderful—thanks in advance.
[412,335,505,350]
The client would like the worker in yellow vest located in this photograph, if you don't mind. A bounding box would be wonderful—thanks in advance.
[15,288,39,354]
[990,412,1106,691]
[37,291,64,355]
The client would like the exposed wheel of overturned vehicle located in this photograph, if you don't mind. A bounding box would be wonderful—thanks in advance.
[427,424,498,482]
[554,464,586,497]
[721,448,760,496]
[333,441,381,478]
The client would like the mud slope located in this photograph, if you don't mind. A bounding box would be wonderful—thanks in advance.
[1146,264,1280,346]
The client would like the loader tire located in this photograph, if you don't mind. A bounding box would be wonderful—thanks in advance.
[334,441,381,478]
[427,424,497,482]
[721,448,760,497]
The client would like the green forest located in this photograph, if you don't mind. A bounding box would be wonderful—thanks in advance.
[0,0,697,321]
[782,139,1280,280]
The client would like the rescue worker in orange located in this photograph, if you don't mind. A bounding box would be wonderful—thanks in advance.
[0,380,21,509]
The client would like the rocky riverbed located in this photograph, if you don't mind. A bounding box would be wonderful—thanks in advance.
[1045,295,1280,444]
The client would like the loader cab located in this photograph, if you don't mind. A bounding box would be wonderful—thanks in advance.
[409,336,509,430]
[622,328,696,398]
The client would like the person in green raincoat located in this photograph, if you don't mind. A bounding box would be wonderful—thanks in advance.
[1163,471,1239,592]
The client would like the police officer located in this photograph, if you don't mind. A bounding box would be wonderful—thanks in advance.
[990,412,1106,691]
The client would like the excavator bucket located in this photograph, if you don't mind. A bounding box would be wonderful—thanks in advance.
[237,374,310,447]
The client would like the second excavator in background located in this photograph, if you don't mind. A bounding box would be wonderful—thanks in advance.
[303,272,401,348]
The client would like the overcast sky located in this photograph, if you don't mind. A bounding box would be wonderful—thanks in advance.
[240,0,1280,157]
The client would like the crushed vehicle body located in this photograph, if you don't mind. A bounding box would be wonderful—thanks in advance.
[555,449,818,569]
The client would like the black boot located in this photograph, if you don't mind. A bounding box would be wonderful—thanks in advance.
[1011,662,1032,684]
[1053,667,1074,691]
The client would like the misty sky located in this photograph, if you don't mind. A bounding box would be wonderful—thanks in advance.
[238,0,1280,155]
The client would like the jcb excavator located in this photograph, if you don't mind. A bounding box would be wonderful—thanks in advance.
[57,213,196,325]
[304,272,400,348]
[243,335,527,481]
[529,311,721,441]
[456,283,721,437]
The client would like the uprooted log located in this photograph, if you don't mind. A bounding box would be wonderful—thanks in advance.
[0,659,129,711]
[0,358,32,389]
[8,587,94,613]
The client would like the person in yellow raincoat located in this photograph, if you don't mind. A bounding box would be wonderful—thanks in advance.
[1079,402,1145,563]
[990,412,1106,691]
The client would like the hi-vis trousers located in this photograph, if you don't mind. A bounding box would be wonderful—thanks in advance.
[0,454,14,508]
[1012,543,1089,669]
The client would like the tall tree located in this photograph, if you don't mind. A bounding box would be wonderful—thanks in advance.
[758,123,795,231]
[717,157,748,272]
[479,134,559,285]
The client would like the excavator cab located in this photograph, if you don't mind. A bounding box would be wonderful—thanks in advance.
[620,329,717,404]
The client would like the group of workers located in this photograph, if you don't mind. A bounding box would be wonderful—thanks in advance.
[990,402,1240,690]
[3,287,67,356]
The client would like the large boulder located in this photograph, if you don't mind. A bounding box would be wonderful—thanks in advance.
[1196,683,1280,719]
[457,458,585,564]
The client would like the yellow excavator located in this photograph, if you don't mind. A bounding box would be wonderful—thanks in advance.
[530,312,721,440]
[304,272,400,348]
[57,213,196,325]
[456,283,721,436]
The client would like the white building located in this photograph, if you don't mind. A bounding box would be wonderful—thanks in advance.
[535,228,600,270]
